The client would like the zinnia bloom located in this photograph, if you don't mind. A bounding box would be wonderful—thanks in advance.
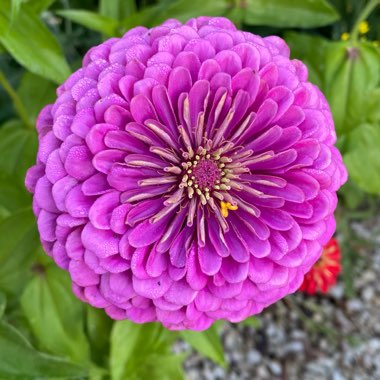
[25,17,347,330]
[299,238,341,294]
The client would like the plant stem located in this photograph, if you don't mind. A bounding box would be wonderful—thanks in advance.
[351,0,380,42]
[0,70,32,129]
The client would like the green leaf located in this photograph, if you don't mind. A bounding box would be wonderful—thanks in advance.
[344,123,380,194]
[324,42,380,135]
[28,0,56,13]
[57,9,120,37]
[10,0,22,23]
[120,5,161,30]
[110,320,142,380]
[121,0,229,29]
[17,72,56,123]
[86,306,113,366]
[100,0,136,21]
[0,207,10,224]
[244,0,340,28]
[21,265,90,364]
[0,320,87,379]
[0,292,6,319]
[224,6,245,27]
[157,0,229,23]
[0,120,37,185]
[241,316,263,329]
[0,178,30,213]
[338,179,366,210]
[180,325,226,367]
[364,87,380,124]
[0,0,71,83]
[110,321,178,380]
[285,32,329,87]
[135,354,185,380]
[0,208,39,297]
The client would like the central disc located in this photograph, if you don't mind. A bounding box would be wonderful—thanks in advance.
[192,158,221,190]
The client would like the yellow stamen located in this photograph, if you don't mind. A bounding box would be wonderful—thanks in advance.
[340,32,350,41]
[221,201,238,218]
[359,21,369,35]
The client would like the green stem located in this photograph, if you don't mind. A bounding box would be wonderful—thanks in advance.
[351,0,380,42]
[0,70,32,129]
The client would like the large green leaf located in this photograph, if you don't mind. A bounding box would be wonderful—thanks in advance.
[21,265,90,364]
[10,0,22,23]
[0,208,39,297]
[0,292,6,319]
[28,0,56,13]
[324,41,380,135]
[110,321,180,380]
[0,1,70,83]
[361,87,380,124]
[120,5,162,29]
[17,72,56,123]
[244,0,339,28]
[86,306,113,366]
[0,120,37,185]
[224,5,246,27]
[180,325,226,367]
[121,0,229,29]
[0,320,87,379]
[0,178,30,214]
[156,0,229,23]
[285,32,329,88]
[344,123,380,195]
[133,354,185,380]
[100,0,136,21]
[57,10,120,37]
[338,179,366,210]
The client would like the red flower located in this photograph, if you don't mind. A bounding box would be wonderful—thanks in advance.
[300,238,341,295]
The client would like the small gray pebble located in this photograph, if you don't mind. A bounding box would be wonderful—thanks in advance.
[268,361,282,376]
[246,349,262,366]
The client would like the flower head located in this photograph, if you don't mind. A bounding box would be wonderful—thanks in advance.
[299,238,341,294]
[26,17,347,330]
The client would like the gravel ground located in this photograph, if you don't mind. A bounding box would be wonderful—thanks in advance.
[184,216,380,380]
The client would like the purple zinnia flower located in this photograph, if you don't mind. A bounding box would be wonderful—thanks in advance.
[26,17,347,330]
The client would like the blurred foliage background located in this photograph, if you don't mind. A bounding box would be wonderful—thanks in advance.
[0,0,380,379]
